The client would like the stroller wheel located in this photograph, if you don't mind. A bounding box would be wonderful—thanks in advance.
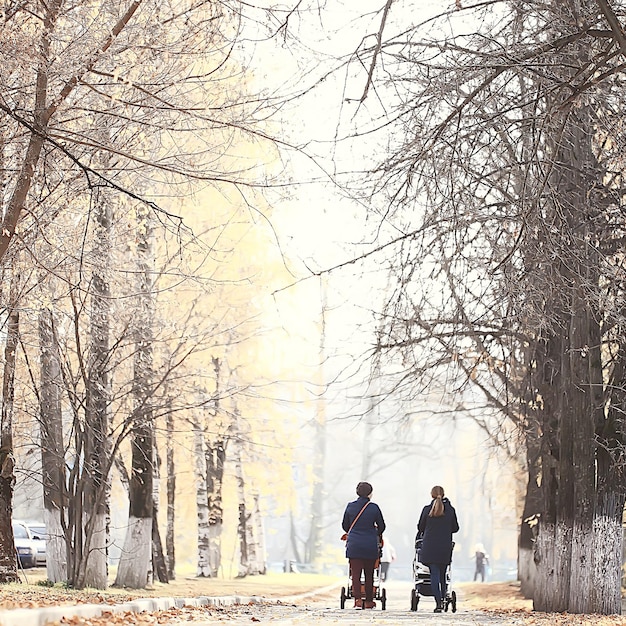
[340,586,346,609]
[380,588,387,611]
[410,588,419,611]
[451,590,457,613]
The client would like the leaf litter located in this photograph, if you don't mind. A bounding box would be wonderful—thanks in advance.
[2,576,626,625]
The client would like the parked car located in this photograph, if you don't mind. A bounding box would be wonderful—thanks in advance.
[23,521,47,566]
[12,521,38,568]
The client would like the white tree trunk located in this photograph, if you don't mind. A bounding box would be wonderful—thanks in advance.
[250,492,266,574]
[83,512,108,589]
[553,521,572,612]
[591,509,622,614]
[534,520,573,612]
[568,519,592,614]
[44,509,66,583]
[233,429,249,577]
[114,516,152,588]
[532,521,556,612]
[193,421,211,577]
[208,523,222,576]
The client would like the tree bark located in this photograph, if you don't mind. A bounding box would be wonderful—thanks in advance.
[518,425,541,598]
[593,460,625,614]
[165,405,176,580]
[38,308,67,583]
[152,504,168,584]
[233,421,249,578]
[593,327,626,613]
[114,204,155,589]
[196,356,227,578]
[249,492,266,575]
[204,435,225,577]
[193,417,211,577]
[80,181,114,589]
[0,270,20,583]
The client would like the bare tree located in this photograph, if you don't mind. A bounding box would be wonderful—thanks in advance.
[325,0,626,615]
[1,0,319,590]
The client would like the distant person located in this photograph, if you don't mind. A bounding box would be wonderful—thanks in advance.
[473,543,490,582]
[416,485,459,613]
[342,481,386,609]
[380,538,396,582]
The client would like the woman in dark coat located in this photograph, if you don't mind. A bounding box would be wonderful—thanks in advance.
[342,481,386,609]
[417,485,459,612]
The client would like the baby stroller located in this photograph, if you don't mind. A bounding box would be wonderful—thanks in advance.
[340,539,387,610]
[410,538,457,612]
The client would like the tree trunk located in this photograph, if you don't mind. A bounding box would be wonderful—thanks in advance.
[305,283,327,566]
[592,457,625,615]
[196,356,227,578]
[249,492,266,575]
[0,270,20,583]
[532,333,562,612]
[166,405,176,580]
[289,510,302,566]
[518,428,540,598]
[207,358,226,577]
[114,204,155,589]
[232,413,249,578]
[152,504,168,584]
[554,337,574,613]
[151,443,168,584]
[193,417,211,577]
[80,182,114,589]
[530,37,605,608]
[592,336,626,614]
[205,436,225,577]
[38,308,67,583]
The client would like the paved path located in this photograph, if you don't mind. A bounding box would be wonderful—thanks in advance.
[200,603,524,625]
[193,581,527,626]
[0,580,527,626]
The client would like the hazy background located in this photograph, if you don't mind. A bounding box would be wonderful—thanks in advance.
[10,0,522,586]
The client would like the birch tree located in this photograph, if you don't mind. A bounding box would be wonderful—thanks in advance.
[232,408,250,578]
[193,356,228,578]
[249,492,266,575]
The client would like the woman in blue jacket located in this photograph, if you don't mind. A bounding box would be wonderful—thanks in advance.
[417,485,459,612]
[342,481,386,609]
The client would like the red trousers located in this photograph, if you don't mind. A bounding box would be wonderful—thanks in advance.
[349,558,376,602]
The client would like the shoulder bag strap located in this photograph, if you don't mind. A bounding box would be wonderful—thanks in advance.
[348,501,370,534]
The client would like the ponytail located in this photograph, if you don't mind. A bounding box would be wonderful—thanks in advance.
[428,485,445,517]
